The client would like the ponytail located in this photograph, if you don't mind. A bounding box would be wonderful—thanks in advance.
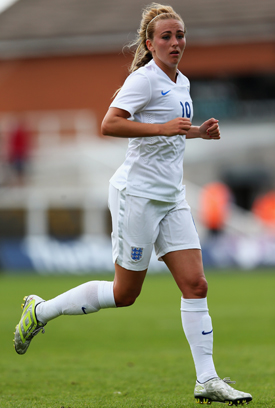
[127,2,184,73]
[113,3,184,96]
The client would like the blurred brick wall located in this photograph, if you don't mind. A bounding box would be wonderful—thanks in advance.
[0,41,274,136]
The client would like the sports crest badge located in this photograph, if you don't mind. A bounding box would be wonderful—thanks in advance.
[131,247,144,262]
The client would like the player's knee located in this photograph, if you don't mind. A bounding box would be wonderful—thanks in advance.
[113,281,143,307]
[114,287,142,307]
[194,277,208,298]
[115,294,138,307]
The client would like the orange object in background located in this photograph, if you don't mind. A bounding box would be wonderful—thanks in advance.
[200,182,231,233]
[252,191,275,227]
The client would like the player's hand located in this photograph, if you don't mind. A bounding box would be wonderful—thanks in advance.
[199,118,220,140]
[162,117,192,136]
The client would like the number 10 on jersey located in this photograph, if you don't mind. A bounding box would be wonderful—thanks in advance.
[180,101,191,118]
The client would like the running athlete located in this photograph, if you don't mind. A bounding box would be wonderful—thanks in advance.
[14,3,252,405]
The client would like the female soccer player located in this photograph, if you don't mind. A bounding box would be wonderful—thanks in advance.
[14,3,252,405]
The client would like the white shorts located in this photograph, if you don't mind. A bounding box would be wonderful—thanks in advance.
[108,184,201,271]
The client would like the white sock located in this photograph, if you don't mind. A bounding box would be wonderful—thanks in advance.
[181,297,218,383]
[36,281,116,324]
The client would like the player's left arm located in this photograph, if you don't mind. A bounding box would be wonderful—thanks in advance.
[186,118,220,140]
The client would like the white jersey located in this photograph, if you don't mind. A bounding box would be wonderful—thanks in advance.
[109,59,193,202]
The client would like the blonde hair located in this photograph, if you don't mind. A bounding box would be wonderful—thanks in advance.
[113,3,185,97]
[128,2,185,73]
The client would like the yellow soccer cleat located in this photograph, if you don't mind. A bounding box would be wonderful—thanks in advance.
[14,295,46,355]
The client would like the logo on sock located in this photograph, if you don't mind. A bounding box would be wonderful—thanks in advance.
[202,329,213,335]
[82,307,87,314]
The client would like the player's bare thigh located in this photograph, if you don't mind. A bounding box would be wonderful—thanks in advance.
[162,249,208,299]
[113,262,147,307]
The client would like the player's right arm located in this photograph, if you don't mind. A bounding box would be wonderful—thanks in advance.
[101,107,191,138]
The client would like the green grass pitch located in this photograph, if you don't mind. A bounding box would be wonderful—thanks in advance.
[0,269,274,408]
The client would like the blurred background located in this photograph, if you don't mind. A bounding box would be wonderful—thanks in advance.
[0,0,274,274]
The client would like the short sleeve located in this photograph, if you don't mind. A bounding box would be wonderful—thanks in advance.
[110,71,151,117]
